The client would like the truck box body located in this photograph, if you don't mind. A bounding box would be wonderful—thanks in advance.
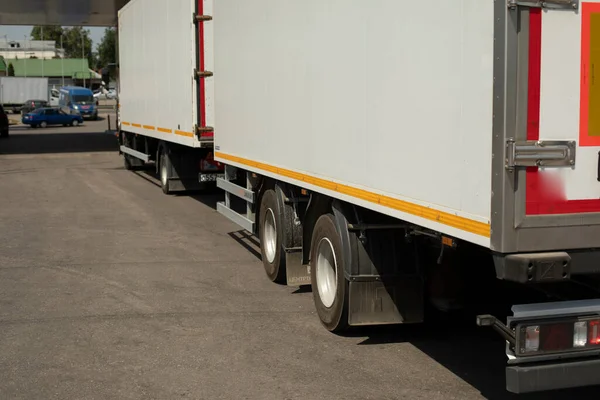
[0,77,49,107]
[118,0,214,148]
[213,0,494,248]
[211,0,600,254]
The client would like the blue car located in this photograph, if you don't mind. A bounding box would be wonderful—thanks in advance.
[22,107,84,128]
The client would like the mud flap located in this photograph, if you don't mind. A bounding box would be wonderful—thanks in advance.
[348,276,424,326]
[285,249,311,286]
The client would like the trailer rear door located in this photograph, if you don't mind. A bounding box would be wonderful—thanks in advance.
[492,0,600,253]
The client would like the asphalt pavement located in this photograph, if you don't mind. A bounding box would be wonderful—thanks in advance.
[0,117,598,399]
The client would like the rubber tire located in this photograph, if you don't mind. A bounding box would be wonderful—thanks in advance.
[0,128,8,138]
[40,121,47,128]
[160,151,172,195]
[123,154,134,170]
[259,189,287,284]
[310,213,349,332]
[71,120,79,127]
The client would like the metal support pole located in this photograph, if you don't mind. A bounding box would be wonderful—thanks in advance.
[246,172,254,222]
[60,35,64,87]
[81,33,86,88]
[224,165,235,208]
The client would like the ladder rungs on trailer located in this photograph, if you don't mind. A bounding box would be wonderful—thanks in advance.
[120,145,150,162]
[216,166,255,233]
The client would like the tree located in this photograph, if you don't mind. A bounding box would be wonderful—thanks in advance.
[29,25,97,67]
[30,26,64,43]
[7,63,15,76]
[61,27,96,68]
[97,28,117,80]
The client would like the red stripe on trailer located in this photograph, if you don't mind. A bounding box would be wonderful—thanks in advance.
[198,0,208,130]
[525,6,600,215]
[526,9,542,142]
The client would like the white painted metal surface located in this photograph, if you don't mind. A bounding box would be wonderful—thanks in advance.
[315,237,338,309]
[118,0,202,147]
[263,208,277,264]
[538,1,599,202]
[213,0,494,246]
[0,77,49,104]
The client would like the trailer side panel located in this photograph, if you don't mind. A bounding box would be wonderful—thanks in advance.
[118,0,201,147]
[213,0,494,246]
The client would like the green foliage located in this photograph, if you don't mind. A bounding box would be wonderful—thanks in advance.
[7,63,15,76]
[30,26,63,43]
[97,28,117,76]
[30,26,96,67]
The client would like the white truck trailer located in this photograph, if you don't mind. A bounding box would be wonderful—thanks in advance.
[0,77,50,113]
[117,0,600,393]
[117,0,222,190]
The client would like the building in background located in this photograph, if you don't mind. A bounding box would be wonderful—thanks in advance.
[0,39,64,60]
[8,58,101,89]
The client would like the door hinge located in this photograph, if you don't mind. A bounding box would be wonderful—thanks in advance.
[505,139,576,171]
[194,14,213,23]
[194,69,213,79]
[507,0,578,10]
[194,125,214,142]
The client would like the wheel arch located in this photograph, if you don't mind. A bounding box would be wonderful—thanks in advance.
[254,178,302,250]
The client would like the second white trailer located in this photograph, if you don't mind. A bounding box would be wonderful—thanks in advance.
[117,0,222,192]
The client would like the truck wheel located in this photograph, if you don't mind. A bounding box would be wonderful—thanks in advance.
[310,213,349,332]
[123,154,134,170]
[259,189,286,283]
[40,121,47,128]
[160,151,172,194]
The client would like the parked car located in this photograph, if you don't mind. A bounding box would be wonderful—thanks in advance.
[0,104,8,138]
[22,107,84,128]
[20,99,49,116]
[93,87,117,100]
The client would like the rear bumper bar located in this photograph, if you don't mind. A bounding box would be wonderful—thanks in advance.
[507,357,600,393]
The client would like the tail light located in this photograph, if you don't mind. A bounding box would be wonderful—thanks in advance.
[516,317,600,356]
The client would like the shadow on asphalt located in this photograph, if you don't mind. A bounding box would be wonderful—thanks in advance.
[343,316,600,400]
[190,190,221,210]
[226,230,262,261]
[0,127,118,155]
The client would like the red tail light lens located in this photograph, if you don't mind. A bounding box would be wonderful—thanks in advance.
[589,320,600,345]
[541,322,572,352]
[517,318,600,356]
